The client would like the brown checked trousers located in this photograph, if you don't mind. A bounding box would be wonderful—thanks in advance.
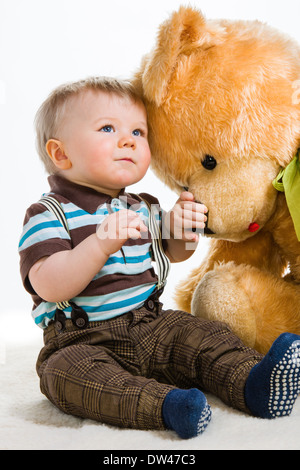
[36,295,263,430]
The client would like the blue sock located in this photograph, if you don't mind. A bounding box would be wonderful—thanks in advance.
[245,333,300,418]
[162,388,212,439]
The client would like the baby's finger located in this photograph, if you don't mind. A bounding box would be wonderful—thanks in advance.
[182,231,199,243]
[195,202,208,214]
[127,227,143,240]
[128,214,147,231]
[179,191,195,202]
[182,219,206,231]
[182,208,207,223]
[179,200,208,214]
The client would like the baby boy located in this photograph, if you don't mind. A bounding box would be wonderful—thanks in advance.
[19,76,300,439]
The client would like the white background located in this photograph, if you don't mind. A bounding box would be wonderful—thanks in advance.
[1,0,300,341]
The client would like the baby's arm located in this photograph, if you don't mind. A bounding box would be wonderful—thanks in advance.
[29,209,147,303]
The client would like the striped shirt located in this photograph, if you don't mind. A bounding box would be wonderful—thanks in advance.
[19,175,164,328]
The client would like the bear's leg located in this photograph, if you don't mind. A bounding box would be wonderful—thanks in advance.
[191,262,300,354]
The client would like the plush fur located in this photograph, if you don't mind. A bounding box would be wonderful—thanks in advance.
[133,6,300,354]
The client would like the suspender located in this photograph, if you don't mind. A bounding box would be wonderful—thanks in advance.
[138,197,170,289]
[39,196,70,235]
[39,194,170,297]
[38,196,72,312]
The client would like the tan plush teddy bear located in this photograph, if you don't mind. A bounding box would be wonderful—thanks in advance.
[134,6,300,354]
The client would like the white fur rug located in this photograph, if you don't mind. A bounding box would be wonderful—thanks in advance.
[1,307,299,451]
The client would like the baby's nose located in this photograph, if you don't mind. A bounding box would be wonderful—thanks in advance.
[118,135,136,149]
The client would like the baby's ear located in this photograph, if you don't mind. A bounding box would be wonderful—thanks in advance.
[46,139,72,170]
[139,6,226,106]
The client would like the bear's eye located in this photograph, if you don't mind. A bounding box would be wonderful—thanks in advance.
[201,155,217,170]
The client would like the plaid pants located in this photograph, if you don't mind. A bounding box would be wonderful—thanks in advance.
[36,298,263,430]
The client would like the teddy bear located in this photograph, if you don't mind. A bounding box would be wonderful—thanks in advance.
[133,6,300,354]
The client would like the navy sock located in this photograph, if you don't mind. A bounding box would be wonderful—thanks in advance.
[245,333,300,418]
[162,388,211,439]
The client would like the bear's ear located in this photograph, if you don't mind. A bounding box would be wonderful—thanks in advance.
[140,6,225,106]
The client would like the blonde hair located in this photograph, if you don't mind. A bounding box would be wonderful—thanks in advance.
[34,76,143,174]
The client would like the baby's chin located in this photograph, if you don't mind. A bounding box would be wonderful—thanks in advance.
[113,168,148,189]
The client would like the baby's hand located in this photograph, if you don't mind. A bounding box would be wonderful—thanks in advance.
[169,191,208,242]
[96,209,148,256]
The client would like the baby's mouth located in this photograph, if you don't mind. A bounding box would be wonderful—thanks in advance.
[117,157,134,163]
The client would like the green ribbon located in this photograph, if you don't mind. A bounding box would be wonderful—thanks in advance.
[273,149,300,241]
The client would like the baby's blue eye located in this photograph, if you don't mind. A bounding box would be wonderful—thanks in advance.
[100,125,114,133]
[132,129,141,136]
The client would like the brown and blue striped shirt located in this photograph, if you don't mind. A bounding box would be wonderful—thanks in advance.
[19,175,161,328]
